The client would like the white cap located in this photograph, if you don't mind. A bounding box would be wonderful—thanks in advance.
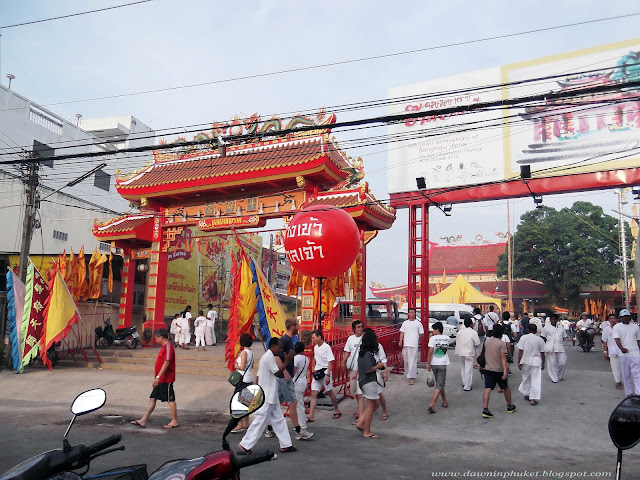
[619,309,631,317]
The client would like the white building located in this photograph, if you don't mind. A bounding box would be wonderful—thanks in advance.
[0,84,155,273]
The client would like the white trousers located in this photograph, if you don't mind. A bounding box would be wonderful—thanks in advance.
[459,355,474,389]
[294,382,307,429]
[240,402,292,450]
[619,356,640,395]
[518,364,542,401]
[195,334,205,347]
[403,346,418,379]
[609,355,622,383]
[546,352,567,382]
[178,331,189,345]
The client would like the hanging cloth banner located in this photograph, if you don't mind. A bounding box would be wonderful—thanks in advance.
[6,270,26,371]
[20,260,50,371]
[251,259,287,346]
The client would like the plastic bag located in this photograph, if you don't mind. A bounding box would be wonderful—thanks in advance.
[426,370,435,387]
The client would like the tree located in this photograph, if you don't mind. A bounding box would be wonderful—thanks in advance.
[497,201,631,306]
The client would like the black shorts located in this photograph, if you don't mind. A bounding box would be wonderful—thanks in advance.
[483,370,508,391]
[150,383,175,402]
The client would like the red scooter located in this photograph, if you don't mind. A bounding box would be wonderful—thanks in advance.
[0,386,273,480]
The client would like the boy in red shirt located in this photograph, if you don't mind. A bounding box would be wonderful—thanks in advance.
[131,329,179,428]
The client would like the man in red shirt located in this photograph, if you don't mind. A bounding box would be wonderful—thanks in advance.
[131,329,179,428]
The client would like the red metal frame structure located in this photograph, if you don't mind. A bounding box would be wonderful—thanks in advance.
[393,167,640,362]
[408,203,430,361]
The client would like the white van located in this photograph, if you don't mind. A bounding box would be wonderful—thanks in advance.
[427,303,475,329]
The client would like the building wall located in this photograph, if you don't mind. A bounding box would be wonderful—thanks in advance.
[0,85,155,257]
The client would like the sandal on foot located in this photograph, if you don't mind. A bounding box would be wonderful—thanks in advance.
[530,400,539,406]
[280,446,297,453]
[237,447,253,456]
[380,414,388,420]
[364,434,380,439]
[130,420,146,428]
[441,403,448,408]
[428,406,436,414]
[332,412,342,419]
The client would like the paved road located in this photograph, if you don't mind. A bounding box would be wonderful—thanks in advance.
[0,339,638,479]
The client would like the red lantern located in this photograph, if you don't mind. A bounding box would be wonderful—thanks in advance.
[284,205,360,278]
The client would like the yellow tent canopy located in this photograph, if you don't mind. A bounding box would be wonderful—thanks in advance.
[429,274,501,307]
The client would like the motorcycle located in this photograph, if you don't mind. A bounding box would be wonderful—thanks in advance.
[95,318,139,349]
[0,386,273,480]
[578,327,594,352]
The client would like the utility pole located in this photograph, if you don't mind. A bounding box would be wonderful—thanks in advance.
[616,189,630,311]
[18,157,40,282]
[507,199,514,313]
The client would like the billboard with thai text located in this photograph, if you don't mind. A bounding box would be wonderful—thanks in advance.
[388,38,640,194]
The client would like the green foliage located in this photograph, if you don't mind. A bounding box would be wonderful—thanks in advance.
[497,201,632,306]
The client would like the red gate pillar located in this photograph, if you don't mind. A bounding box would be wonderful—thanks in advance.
[142,237,168,346]
[118,247,135,328]
[408,202,430,361]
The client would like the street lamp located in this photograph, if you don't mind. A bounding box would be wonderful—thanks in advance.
[6,73,15,89]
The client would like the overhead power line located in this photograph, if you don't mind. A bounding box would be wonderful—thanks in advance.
[26,11,640,108]
[2,77,638,166]
[0,0,154,29]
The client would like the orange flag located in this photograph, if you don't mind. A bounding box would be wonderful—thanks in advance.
[108,252,114,293]
[58,250,67,278]
[77,246,87,300]
[40,262,81,371]
[65,249,77,301]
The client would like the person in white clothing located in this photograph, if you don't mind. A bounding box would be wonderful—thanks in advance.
[601,313,623,390]
[576,312,595,347]
[292,341,313,439]
[238,337,297,455]
[613,309,640,396]
[344,320,365,420]
[541,314,567,383]
[529,316,543,337]
[307,330,341,421]
[169,313,180,346]
[455,317,480,391]
[517,324,546,405]
[426,322,451,414]
[399,307,424,385]
[193,310,207,351]
[231,334,254,433]
[178,310,191,350]
[205,303,217,346]
[483,305,499,333]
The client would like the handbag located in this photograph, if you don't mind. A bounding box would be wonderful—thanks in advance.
[312,368,326,380]
[346,345,360,371]
[229,353,253,387]
[477,343,486,369]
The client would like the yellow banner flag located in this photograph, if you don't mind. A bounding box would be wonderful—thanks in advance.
[40,263,80,371]
[254,260,287,339]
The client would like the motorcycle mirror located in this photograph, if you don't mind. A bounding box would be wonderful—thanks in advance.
[230,385,265,419]
[609,394,640,450]
[71,388,107,416]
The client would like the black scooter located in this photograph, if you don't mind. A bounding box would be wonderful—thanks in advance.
[578,327,594,352]
[95,318,139,349]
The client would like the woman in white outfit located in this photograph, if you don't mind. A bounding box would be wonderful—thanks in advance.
[232,333,254,432]
[205,304,217,346]
[180,306,192,349]
[194,310,207,351]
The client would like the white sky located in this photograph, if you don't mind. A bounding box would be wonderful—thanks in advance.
[0,0,638,288]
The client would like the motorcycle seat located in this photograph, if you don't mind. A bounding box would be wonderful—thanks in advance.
[115,327,130,333]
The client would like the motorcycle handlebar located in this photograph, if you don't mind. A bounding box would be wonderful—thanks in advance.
[83,435,122,457]
[232,450,275,470]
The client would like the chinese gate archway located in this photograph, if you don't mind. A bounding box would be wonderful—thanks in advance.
[93,112,395,343]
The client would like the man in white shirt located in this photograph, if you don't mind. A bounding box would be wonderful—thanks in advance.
[426,322,451,413]
[344,320,364,420]
[238,337,297,454]
[455,317,480,391]
[613,309,640,395]
[529,316,543,337]
[206,303,217,346]
[576,312,595,348]
[307,330,341,421]
[483,305,499,333]
[399,307,424,385]
[601,313,623,390]
[517,324,546,405]
[541,314,567,383]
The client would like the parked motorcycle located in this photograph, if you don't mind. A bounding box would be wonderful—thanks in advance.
[95,318,139,349]
[0,385,273,480]
[578,327,594,352]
